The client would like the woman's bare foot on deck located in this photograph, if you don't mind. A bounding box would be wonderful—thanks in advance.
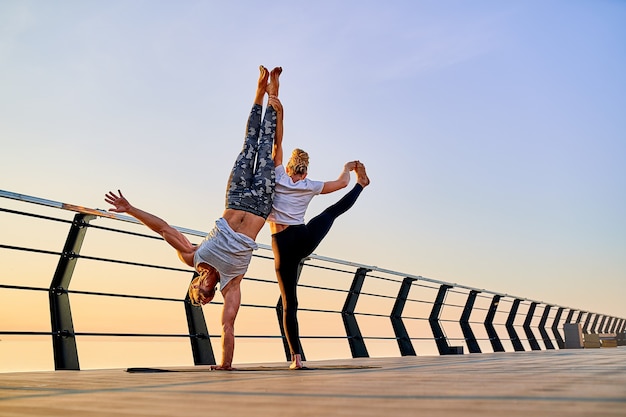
[267,66,282,98]
[211,365,236,371]
[289,353,303,369]
[355,162,370,187]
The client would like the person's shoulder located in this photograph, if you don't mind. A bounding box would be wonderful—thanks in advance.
[306,178,325,193]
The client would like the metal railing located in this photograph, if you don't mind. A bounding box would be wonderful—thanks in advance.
[1,189,624,370]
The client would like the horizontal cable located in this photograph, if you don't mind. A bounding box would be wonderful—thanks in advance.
[0,284,48,292]
[0,244,61,257]
[0,207,73,225]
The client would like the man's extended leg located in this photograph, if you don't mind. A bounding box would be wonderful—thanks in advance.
[225,66,269,209]
[248,67,282,219]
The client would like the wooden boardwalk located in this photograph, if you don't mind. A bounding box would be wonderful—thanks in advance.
[1,348,625,417]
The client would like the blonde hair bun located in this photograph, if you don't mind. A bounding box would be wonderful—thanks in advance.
[287,148,310,176]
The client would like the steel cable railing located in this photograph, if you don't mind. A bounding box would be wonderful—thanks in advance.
[1,188,625,371]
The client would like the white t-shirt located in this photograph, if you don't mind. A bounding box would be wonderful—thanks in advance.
[267,165,324,225]
[194,218,258,290]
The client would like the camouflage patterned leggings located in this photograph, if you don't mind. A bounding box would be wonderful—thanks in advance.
[225,103,277,219]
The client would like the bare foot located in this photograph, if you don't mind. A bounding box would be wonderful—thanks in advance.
[255,65,269,104]
[267,66,282,98]
[355,162,370,187]
[289,354,303,369]
[258,65,269,91]
[211,365,236,371]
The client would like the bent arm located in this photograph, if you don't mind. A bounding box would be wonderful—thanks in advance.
[104,190,196,266]
[321,161,357,194]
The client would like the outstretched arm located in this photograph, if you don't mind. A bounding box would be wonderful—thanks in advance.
[270,96,284,167]
[104,190,196,267]
[321,161,357,194]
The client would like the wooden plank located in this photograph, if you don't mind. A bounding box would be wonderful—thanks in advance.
[1,348,625,417]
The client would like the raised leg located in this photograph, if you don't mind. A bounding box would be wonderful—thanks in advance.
[225,66,269,208]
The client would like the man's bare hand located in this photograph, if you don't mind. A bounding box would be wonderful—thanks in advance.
[344,161,358,171]
[104,190,131,213]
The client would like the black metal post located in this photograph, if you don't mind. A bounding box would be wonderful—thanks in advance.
[601,317,610,333]
[429,284,459,355]
[342,267,370,358]
[575,311,584,324]
[276,259,307,361]
[582,312,592,334]
[609,317,618,333]
[538,305,555,350]
[484,295,505,352]
[597,315,607,334]
[590,314,600,334]
[460,290,481,353]
[184,272,216,365]
[612,317,620,333]
[551,307,565,349]
[49,213,95,370]
[390,277,416,356]
[605,317,614,333]
[506,299,525,352]
[523,302,541,351]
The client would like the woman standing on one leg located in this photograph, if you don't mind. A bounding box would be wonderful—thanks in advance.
[268,146,370,369]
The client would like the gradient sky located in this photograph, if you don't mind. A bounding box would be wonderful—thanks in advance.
[1,0,625,334]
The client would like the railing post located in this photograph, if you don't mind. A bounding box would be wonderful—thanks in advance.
[551,307,565,349]
[506,299,525,352]
[581,312,591,333]
[184,272,216,366]
[590,314,600,334]
[575,311,584,324]
[276,259,307,362]
[49,213,95,370]
[342,267,370,358]
[609,317,619,333]
[460,290,481,353]
[523,302,541,350]
[538,305,555,350]
[600,316,609,333]
[429,284,460,355]
[390,277,416,356]
[484,295,505,352]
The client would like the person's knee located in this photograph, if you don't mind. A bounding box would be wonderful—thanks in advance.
[283,299,299,315]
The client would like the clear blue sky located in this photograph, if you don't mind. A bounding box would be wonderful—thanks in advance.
[1,0,625,321]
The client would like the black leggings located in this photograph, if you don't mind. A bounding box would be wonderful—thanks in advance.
[271,184,363,355]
